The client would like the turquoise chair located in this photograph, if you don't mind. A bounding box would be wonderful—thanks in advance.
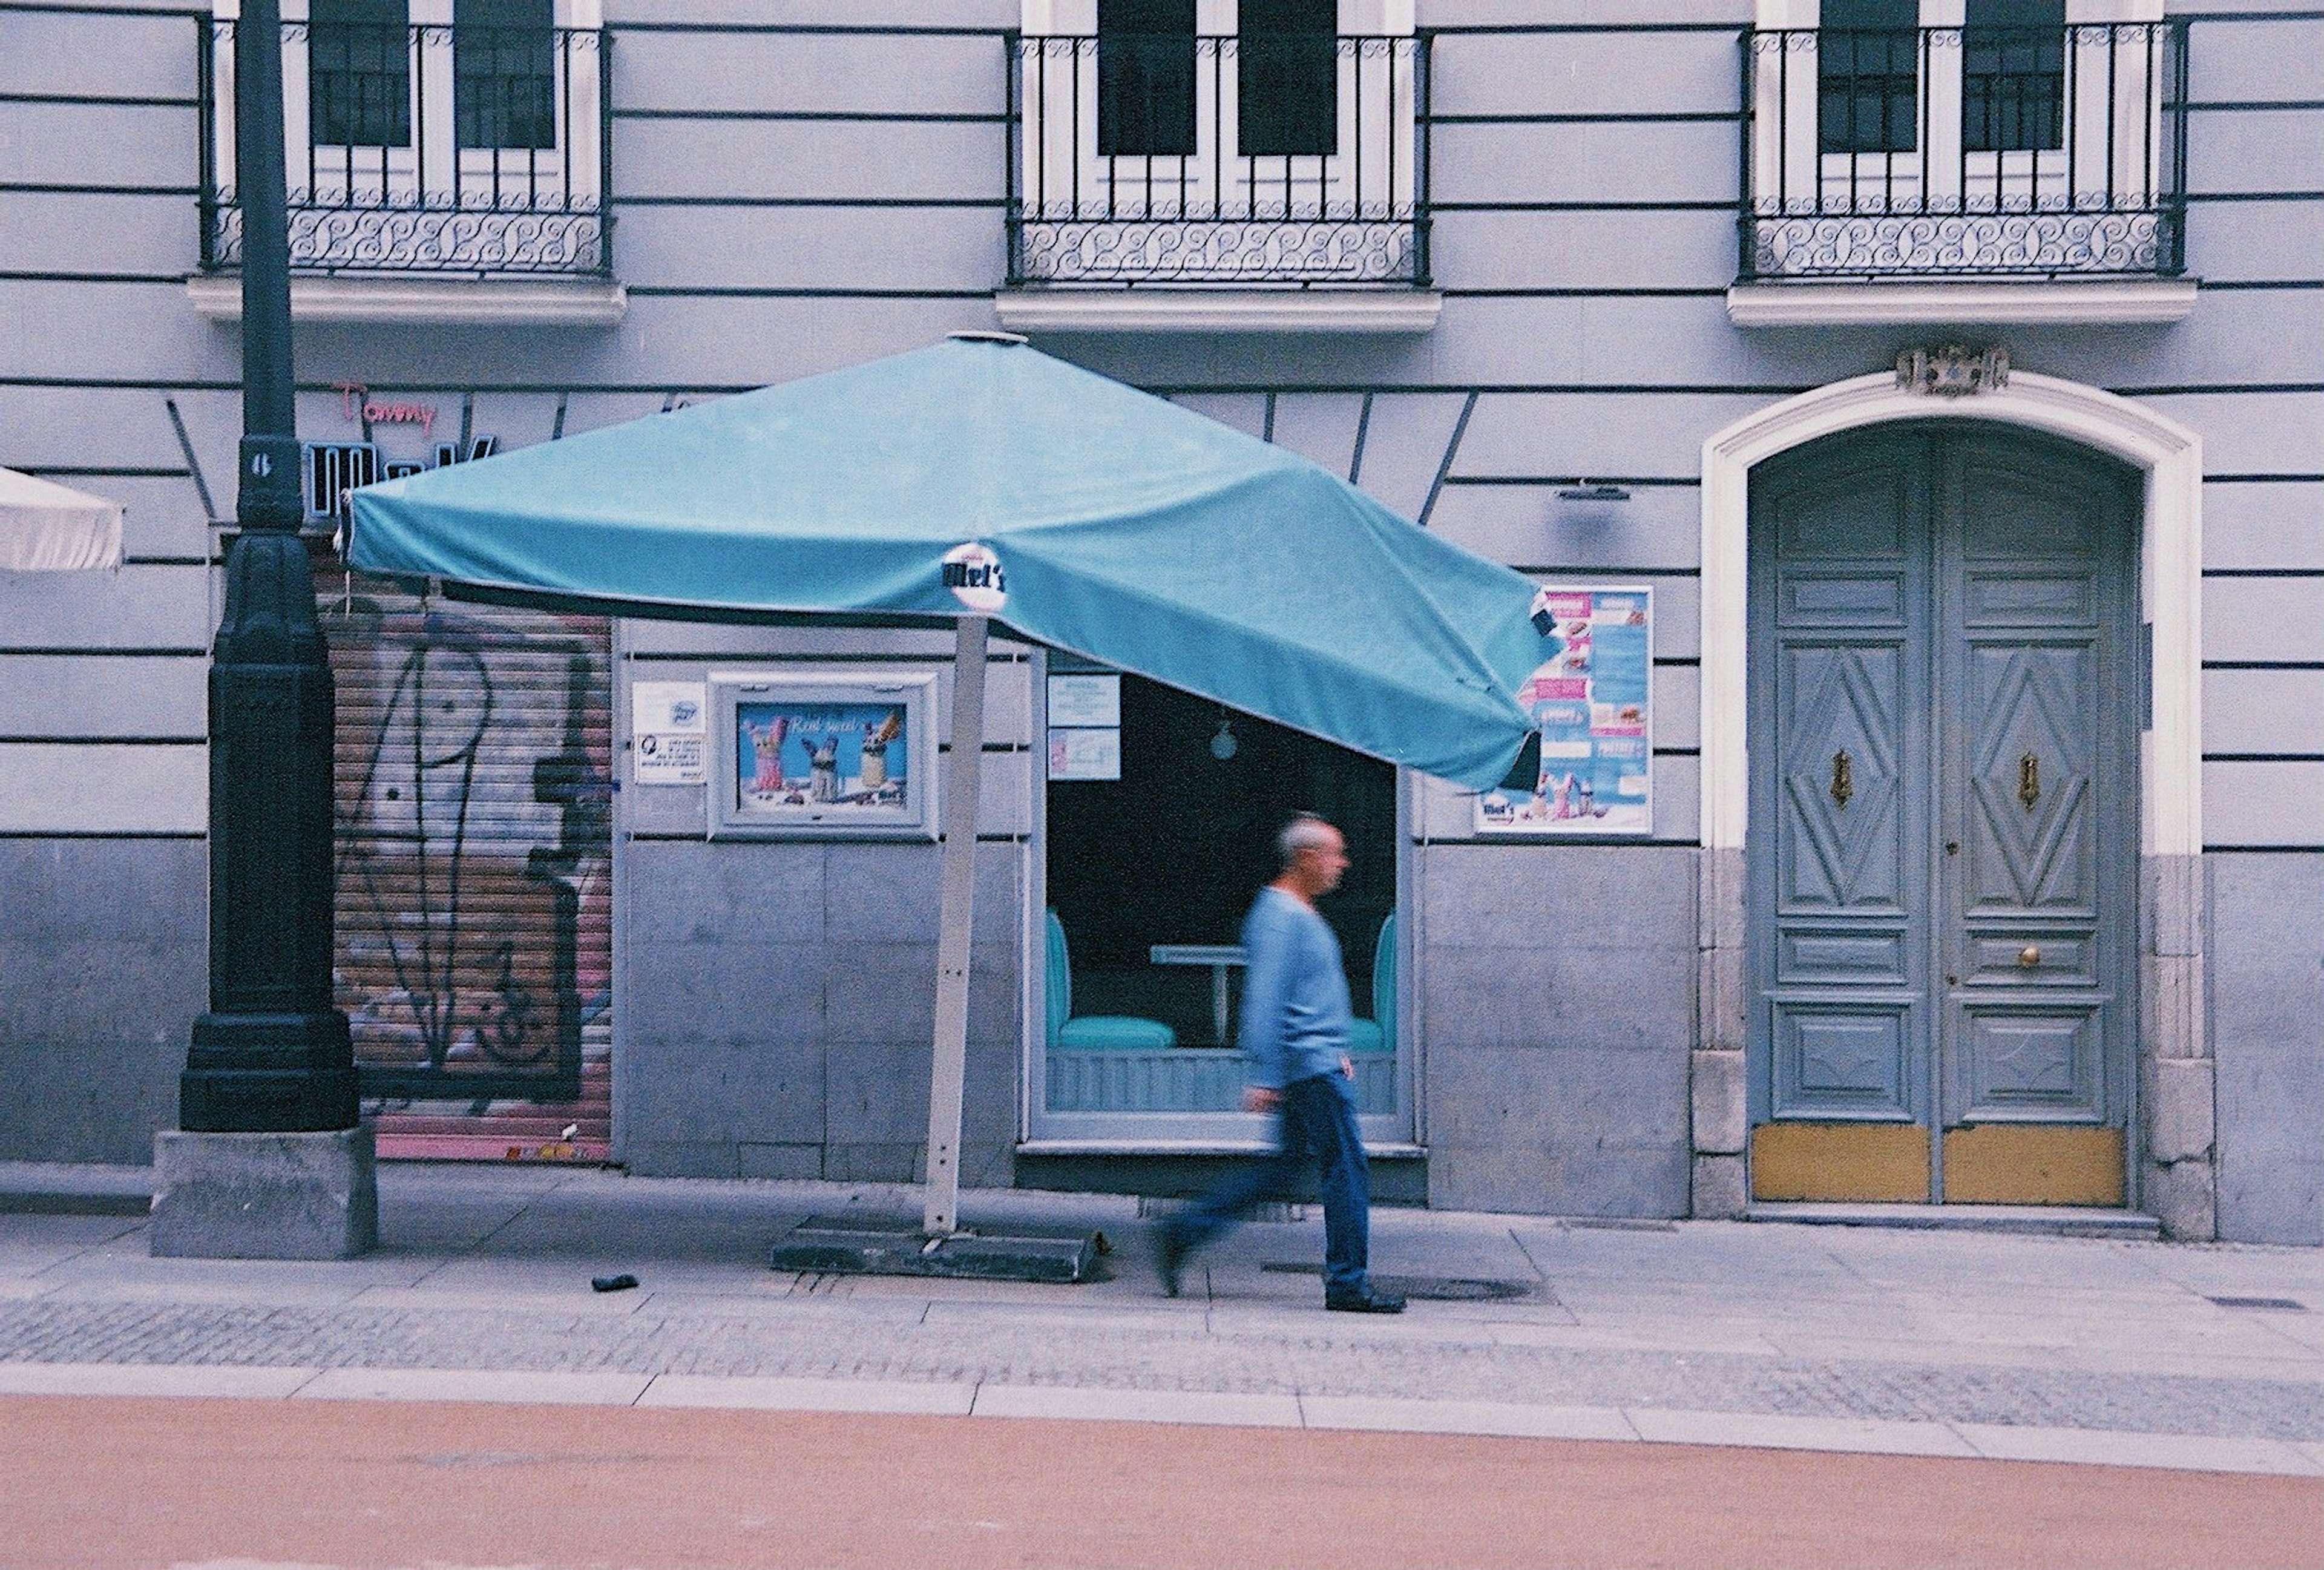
[1345,912,1396,1055]
[1046,910,1178,1052]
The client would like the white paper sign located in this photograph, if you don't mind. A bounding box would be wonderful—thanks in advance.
[1047,674,1121,728]
[633,680,707,785]
[1048,728,1121,781]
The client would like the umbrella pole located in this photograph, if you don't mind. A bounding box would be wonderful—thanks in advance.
[922,613,988,1237]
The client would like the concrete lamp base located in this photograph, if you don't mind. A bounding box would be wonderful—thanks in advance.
[149,1127,379,1260]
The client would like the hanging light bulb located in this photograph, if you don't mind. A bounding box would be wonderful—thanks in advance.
[1210,715,1239,761]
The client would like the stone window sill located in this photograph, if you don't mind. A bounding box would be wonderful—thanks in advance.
[1727,279,2198,327]
[993,287,1443,335]
[186,273,628,327]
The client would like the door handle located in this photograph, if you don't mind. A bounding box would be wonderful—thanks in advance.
[1830,749,1854,810]
[2018,752,2041,810]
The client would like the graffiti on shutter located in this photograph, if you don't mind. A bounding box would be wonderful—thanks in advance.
[323,577,613,1161]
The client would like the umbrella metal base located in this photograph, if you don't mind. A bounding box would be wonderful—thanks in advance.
[769,1215,1098,1284]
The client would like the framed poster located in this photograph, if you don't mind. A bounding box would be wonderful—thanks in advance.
[707,669,939,839]
[1474,586,1653,836]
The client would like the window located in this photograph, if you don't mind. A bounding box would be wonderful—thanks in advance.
[1237,0,1336,158]
[1013,1,1425,286]
[310,0,412,149]
[455,0,558,151]
[1096,0,1196,157]
[199,0,608,275]
[1818,0,1918,155]
[1963,0,2066,153]
[1741,2,2187,281]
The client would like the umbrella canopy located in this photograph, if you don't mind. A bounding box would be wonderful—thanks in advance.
[349,335,1545,790]
[1,467,123,572]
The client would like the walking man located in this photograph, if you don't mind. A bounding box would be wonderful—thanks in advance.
[1157,813,1405,1313]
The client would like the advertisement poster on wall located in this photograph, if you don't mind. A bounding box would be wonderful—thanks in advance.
[1475,586,1653,836]
[707,671,937,838]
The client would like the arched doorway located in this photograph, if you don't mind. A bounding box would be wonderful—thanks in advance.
[1691,369,2212,1231]
[1745,423,2141,1203]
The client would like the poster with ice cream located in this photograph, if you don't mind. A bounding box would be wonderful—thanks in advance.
[1475,586,1653,835]
[737,701,908,810]
[707,671,938,839]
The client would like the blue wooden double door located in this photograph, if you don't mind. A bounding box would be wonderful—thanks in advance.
[1747,424,2141,1205]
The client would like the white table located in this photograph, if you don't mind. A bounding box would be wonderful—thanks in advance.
[1149,943,1247,1045]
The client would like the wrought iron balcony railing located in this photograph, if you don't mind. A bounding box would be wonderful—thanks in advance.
[199,18,611,276]
[1007,31,1430,287]
[1740,21,2187,281]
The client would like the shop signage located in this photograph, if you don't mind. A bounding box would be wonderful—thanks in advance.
[1476,585,1653,836]
[631,680,707,786]
[335,382,441,437]
[942,540,1007,611]
[1046,672,1123,781]
[304,435,499,527]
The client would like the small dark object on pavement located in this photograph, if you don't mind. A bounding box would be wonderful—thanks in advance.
[591,1273,639,1293]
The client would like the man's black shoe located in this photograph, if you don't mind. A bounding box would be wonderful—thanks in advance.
[1156,1224,1187,1298]
[1325,1286,1406,1314]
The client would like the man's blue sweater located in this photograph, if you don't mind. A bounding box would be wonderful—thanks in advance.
[1238,885,1353,1090]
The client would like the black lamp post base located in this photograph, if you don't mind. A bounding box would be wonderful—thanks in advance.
[182,1011,360,1133]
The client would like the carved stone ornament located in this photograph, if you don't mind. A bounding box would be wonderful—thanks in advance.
[1896,344,2011,397]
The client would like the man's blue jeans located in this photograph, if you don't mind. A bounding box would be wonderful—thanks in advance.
[1171,1071,1371,1296]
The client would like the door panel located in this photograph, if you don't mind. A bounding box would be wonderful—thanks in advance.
[1941,1125,2125,1206]
[1760,454,1927,1130]
[1941,440,2124,1136]
[1748,424,2138,1204]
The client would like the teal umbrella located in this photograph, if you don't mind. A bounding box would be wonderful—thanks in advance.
[350,334,1544,790]
[349,334,1549,1240]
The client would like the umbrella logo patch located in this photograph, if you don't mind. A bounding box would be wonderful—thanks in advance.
[943,542,1007,612]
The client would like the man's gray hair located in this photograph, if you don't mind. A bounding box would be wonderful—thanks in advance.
[1278,812,1336,867]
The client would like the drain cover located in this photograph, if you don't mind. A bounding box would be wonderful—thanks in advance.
[1260,1263,1539,1302]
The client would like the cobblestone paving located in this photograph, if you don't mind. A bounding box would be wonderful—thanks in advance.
[1,1295,2317,1442]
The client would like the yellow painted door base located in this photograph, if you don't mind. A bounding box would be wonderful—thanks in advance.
[1749,1123,2128,1204]
[1750,1123,1929,1203]
[1941,1125,2125,1206]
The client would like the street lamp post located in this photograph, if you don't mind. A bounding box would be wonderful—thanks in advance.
[152,0,376,1258]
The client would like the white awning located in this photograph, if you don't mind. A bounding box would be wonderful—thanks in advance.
[0,467,125,572]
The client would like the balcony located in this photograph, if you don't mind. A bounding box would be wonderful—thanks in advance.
[999,28,1435,333]
[1734,20,2191,323]
[194,15,617,320]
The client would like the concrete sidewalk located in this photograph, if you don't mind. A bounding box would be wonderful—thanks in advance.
[1,1160,2318,1476]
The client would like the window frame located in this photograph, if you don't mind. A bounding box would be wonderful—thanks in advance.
[211,0,602,214]
[1753,0,2168,224]
[1020,0,1417,228]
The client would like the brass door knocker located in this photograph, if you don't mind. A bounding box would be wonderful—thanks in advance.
[2018,752,2041,810]
[1830,749,1854,810]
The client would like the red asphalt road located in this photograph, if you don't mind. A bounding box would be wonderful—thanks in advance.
[0,1394,2317,1569]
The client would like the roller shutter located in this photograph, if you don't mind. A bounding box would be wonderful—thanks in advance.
[323,576,613,1161]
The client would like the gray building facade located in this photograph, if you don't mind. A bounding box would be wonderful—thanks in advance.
[2,0,2317,1242]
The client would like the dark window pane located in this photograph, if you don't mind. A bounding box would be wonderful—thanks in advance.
[1819,0,1919,154]
[456,0,557,151]
[1097,0,1196,159]
[1963,0,2065,152]
[1238,0,1336,159]
[310,0,410,149]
